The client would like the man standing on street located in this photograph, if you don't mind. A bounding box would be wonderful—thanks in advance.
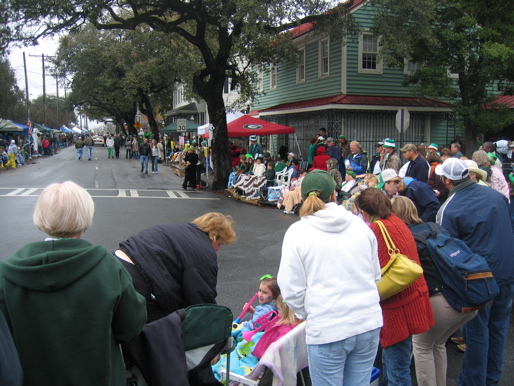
[113,135,121,158]
[84,135,94,160]
[183,147,199,190]
[139,138,151,174]
[401,143,429,182]
[435,158,514,386]
[451,142,464,158]
[106,135,115,158]
[75,136,85,160]
[381,138,401,174]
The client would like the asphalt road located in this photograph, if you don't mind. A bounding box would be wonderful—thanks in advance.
[1,145,513,384]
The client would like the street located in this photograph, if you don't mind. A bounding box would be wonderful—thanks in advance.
[1,145,513,384]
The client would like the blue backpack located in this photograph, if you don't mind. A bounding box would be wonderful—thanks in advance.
[412,222,499,313]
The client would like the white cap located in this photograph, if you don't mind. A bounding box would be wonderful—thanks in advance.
[435,158,469,180]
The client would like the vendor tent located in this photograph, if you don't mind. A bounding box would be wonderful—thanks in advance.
[227,115,295,137]
[34,123,53,132]
[161,120,199,133]
[0,119,23,132]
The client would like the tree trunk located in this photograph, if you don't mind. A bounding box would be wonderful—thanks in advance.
[139,93,160,139]
[193,70,232,190]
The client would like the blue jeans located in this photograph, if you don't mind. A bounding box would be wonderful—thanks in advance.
[140,155,149,172]
[458,283,514,386]
[151,156,158,172]
[87,146,93,159]
[382,335,412,386]
[307,328,380,386]
[76,147,83,159]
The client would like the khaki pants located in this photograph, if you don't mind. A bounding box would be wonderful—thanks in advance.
[413,293,476,386]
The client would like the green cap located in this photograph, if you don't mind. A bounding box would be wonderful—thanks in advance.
[301,170,336,200]
[338,135,346,139]
[245,153,253,159]
[346,171,356,179]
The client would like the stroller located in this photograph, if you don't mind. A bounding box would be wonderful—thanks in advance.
[123,303,234,386]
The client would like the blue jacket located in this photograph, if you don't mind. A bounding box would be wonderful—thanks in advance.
[403,179,440,222]
[436,179,514,286]
[346,151,368,175]
[405,156,429,183]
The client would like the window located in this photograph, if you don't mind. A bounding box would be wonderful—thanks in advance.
[297,48,306,83]
[270,64,277,90]
[359,33,382,74]
[404,59,420,75]
[257,67,264,92]
[319,38,329,77]
[174,87,183,106]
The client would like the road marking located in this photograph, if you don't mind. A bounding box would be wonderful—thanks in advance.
[6,188,25,196]
[20,188,38,196]
[95,181,99,188]
[0,188,218,200]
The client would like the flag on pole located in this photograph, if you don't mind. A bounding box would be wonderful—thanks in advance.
[27,118,33,137]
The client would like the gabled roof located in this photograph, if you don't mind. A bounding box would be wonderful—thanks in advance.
[257,94,453,116]
[290,0,366,40]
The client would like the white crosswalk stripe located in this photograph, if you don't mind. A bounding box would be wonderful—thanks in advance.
[0,188,218,200]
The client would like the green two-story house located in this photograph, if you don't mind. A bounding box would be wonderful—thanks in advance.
[251,0,462,159]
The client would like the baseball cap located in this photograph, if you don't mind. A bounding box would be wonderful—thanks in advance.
[435,158,469,180]
[400,143,417,152]
[376,169,399,189]
[338,135,346,139]
[287,152,295,157]
[326,137,334,142]
[301,170,336,200]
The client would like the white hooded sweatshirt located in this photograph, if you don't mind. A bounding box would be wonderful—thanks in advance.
[278,202,383,345]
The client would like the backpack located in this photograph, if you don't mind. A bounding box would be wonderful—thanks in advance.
[412,222,499,313]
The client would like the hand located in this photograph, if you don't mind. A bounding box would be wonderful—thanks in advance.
[348,166,353,171]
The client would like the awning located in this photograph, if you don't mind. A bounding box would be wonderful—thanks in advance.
[34,123,54,132]
[0,118,24,132]
[227,115,295,137]
[165,103,199,117]
[161,120,199,133]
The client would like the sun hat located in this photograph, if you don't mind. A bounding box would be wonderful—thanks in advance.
[250,135,258,141]
[465,160,487,181]
[382,138,396,148]
[427,143,439,151]
[376,169,400,189]
[301,170,337,200]
[400,143,417,152]
[346,171,357,179]
[435,158,469,180]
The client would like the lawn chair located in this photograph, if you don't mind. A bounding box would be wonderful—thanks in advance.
[123,304,234,386]
[275,168,294,187]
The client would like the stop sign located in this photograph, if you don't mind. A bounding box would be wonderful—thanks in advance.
[396,108,410,133]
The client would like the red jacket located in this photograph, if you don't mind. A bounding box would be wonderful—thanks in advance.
[370,215,434,348]
[310,146,330,171]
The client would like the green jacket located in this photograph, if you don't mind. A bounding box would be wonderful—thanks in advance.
[0,239,147,386]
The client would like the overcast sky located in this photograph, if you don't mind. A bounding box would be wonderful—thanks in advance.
[8,35,65,101]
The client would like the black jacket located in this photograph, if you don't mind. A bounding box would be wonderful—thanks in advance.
[139,142,151,156]
[119,223,217,321]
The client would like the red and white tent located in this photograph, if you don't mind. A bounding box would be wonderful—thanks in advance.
[227,115,295,137]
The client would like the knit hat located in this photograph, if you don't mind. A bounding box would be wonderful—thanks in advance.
[346,171,357,179]
[427,143,439,151]
[250,135,258,141]
[383,138,396,148]
[301,170,336,201]
[465,160,487,181]
[376,169,399,189]
[435,158,469,180]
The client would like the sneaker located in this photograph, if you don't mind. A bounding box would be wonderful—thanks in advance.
[155,172,158,174]
[145,171,148,174]
[451,337,465,345]
[284,211,295,215]
[457,344,466,353]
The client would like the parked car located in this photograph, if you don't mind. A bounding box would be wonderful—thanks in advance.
[93,136,105,146]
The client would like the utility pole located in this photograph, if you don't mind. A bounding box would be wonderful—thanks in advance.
[29,54,56,126]
[55,75,59,129]
[23,52,30,119]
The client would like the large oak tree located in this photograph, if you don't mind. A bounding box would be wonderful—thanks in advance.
[6,0,356,188]
[371,0,514,154]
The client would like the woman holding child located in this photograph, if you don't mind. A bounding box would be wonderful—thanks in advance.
[278,170,383,385]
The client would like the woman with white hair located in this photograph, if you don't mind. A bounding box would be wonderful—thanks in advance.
[0,181,147,386]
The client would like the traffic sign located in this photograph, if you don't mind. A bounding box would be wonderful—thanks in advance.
[177,119,187,132]
[395,108,410,133]
[134,122,142,129]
